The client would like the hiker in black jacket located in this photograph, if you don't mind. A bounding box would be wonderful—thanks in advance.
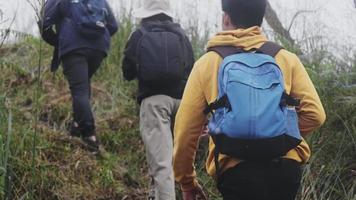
[122,0,194,199]
[122,19,194,104]
[39,0,118,153]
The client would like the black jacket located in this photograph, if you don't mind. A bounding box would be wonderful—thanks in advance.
[122,19,194,104]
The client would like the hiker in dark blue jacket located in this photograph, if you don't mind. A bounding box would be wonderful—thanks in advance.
[39,0,118,153]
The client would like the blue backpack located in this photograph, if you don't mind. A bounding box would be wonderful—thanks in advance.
[68,0,108,38]
[205,42,302,166]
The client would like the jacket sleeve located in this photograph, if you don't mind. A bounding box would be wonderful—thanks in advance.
[173,58,208,192]
[38,0,62,46]
[290,54,326,136]
[122,30,142,81]
[105,2,119,36]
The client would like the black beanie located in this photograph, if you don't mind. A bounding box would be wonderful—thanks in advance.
[222,0,230,12]
[222,0,267,13]
[221,0,267,28]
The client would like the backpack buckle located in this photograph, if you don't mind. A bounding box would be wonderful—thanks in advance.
[281,92,300,107]
[204,95,231,115]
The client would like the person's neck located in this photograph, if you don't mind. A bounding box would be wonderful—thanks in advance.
[223,25,238,31]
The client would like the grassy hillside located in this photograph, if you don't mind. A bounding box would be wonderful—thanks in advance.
[0,19,355,200]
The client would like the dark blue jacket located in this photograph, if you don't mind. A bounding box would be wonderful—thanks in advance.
[40,0,118,70]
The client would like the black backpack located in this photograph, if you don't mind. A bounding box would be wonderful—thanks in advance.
[136,21,186,86]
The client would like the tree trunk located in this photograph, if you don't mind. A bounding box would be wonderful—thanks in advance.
[264,1,304,56]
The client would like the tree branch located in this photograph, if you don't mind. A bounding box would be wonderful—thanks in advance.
[26,0,41,19]
[264,1,307,57]
[287,10,315,32]
[0,12,17,49]
[264,1,295,46]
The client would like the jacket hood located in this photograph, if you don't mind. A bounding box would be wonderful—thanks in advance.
[207,26,267,51]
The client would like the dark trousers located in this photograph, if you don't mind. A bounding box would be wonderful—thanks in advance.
[61,48,105,137]
[217,159,302,200]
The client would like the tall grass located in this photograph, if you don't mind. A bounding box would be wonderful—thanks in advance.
[0,95,12,200]
[300,57,356,200]
[0,8,355,200]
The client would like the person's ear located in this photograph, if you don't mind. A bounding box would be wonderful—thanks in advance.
[222,12,232,30]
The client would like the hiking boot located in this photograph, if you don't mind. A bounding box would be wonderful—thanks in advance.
[148,191,155,200]
[148,177,155,200]
[67,121,81,138]
[82,136,100,154]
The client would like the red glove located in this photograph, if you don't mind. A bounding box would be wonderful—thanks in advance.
[182,183,208,200]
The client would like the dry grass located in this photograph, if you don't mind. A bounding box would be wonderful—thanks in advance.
[0,16,355,200]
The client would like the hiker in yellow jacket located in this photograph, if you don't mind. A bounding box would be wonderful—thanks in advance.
[173,0,326,199]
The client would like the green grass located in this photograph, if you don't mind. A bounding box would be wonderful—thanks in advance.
[0,17,355,200]
[300,67,356,200]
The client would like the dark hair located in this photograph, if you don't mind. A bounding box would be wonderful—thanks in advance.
[142,13,173,24]
[222,0,267,28]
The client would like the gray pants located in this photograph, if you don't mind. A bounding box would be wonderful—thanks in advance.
[140,95,180,200]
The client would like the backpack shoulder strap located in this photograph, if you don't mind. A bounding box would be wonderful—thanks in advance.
[204,46,243,115]
[165,22,186,39]
[138,25,149,36]
[257,42,300,106]
[208,46,244,59]
[257,41,283,57]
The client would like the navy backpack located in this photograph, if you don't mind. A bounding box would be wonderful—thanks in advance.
[136,21,186,86]
[205,42,302,173]
[68,0,108,38]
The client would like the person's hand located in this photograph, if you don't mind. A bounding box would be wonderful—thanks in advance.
[200,123,209,138]
[182,182,208,200]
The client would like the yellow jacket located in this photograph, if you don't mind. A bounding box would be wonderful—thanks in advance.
[173,27,326,192]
